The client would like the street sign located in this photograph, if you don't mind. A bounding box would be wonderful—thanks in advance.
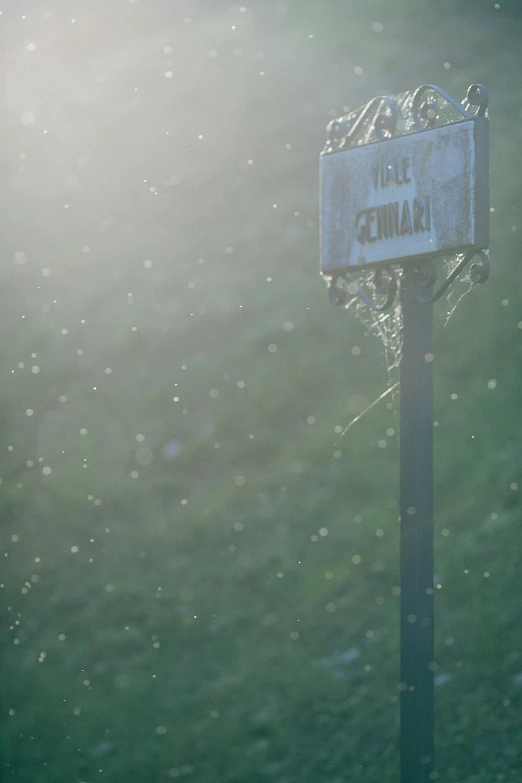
[320,85,490,783]
[321,113,489,275]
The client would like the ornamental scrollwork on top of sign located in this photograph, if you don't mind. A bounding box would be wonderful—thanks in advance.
[323,83,488,155]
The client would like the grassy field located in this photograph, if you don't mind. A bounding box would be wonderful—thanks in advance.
[2,1,522,781]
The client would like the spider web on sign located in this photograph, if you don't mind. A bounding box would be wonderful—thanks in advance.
[440,255,476,326]
[338,254,480,434]
[345,267,403,372]
[341,267,403,434]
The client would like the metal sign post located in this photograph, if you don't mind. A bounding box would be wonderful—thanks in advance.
[399,267,435,781]
[320,84,490,782]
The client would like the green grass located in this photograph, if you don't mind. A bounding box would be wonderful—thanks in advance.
[1,1,522,781]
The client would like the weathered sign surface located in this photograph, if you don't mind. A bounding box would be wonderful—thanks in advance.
[320,118,489,274]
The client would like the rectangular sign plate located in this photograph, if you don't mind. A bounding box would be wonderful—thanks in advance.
[320,118,489,274]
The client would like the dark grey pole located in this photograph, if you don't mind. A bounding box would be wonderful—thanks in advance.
[399,268,435,783]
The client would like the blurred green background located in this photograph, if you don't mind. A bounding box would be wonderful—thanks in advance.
[2,1,522,781]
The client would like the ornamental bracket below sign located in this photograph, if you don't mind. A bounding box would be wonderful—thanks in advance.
[320,84,490,309]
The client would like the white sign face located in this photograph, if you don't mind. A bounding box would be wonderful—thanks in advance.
[320,119,489,274]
